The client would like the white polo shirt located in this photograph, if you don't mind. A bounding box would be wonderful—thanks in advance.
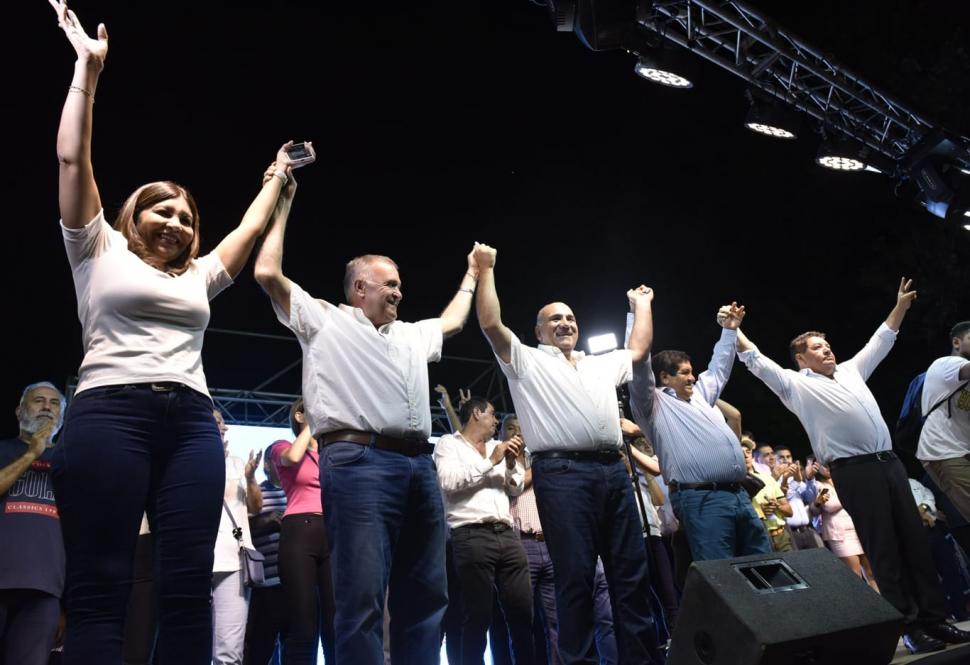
[496,335,632,452]
[917,355,970,461]
[434,432,525,529]
[274,282,443,439]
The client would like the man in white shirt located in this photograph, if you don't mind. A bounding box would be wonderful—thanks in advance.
[917,321,970,521]
[773,446,822,550]
[254,197,482,664]
[434,397,533,664]
[736,278,969,654]
[472,243,662,665]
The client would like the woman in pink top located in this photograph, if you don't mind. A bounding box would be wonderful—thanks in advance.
[271,399,335,664]
[811,461,879,593]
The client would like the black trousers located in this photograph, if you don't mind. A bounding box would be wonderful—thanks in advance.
[122,533,157,665]
[278,514,335,665]
[451,524,535,665]
[243,585,286,665]
[831,456,947,626]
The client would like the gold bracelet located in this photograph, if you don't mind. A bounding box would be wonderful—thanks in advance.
[69,85,94,102]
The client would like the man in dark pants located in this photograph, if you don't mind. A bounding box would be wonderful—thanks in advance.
[0,382,66,665]
[474,242,662,665]
[736,277,970,655]
[434,397,533,664]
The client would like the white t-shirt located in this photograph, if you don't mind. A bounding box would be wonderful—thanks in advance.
[62,211,233,396]
[497,335,632,452]
[273,282,443,439]
[214,455,254,573]
[917,355,970,461]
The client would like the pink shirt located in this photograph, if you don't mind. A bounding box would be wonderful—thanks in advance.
[270,440,323,517]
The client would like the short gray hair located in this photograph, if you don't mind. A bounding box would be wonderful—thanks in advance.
[343,255,399,303]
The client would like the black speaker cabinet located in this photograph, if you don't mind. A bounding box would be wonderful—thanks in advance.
[669,548,904,665]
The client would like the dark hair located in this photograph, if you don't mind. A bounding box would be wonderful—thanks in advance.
[789,331,826,367]
[264,442,279,461]
[950,321,970,345]
[289,398,305,437]
[651,350,691,384]
[458,397,492,426]
[115,181,201,276]
[773,444,792,455]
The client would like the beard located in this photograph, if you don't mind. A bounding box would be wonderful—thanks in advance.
[19,413,58,437]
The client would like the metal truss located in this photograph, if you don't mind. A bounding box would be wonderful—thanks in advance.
[635,0,970,164]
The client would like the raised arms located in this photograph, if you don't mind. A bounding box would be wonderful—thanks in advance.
[438,247,481,338]
[626,286,654,364]
[253,171,298,318]
[50,0,108,229]
[473,243,515,364]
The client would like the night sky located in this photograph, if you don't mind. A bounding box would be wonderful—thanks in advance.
[9,1,970,465]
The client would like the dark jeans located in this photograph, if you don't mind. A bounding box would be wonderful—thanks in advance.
[278,514,334,665]
[831,456,947,626]
[0,589,60,665]
[51,384,225,665]
[122,533,157,665]
[451,524,534,665]
[669,488,771,561]
[521,538,559,665]
[531,455,661,665]
[243,585,286,665]
[442,538,462,665]
[320,443,447,665]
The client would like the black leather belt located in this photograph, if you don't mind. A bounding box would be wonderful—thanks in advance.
[320,429,433,457]
[520,531,545,541]
[531,450,622,463]
[668,481,741,494]
[454,522,511,533]
[828,450,896,470]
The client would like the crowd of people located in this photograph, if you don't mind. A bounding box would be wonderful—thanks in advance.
[4,2,970,664]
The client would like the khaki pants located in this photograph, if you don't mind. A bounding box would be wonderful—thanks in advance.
[923,455,970,521]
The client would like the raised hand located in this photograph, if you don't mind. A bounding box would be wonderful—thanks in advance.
[49,1,108,68]
[627,285,654,311]
[27,421,55,458]
[716,302,746,330]
[244,449,263,480]
[896,277,917,310]
[472,242,497,271]
[457,388,471,408]
[433,384,449,397]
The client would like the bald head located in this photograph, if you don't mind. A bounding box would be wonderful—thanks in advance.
[535,302,579,354]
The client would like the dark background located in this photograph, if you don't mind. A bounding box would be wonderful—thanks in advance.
[7,1,970,462]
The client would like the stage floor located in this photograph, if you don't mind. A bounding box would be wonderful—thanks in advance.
[891,620,970,664]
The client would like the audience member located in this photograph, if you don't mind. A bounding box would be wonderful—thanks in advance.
[741,439,793,552]
[0,383,65,665]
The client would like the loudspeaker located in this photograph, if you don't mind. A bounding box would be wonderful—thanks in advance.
[669,548,903,665]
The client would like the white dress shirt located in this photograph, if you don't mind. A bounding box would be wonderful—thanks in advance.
[917,355,970,461]
[784,479,817,528]
[434,432,525,529]
[274,282,443,439]
[738,323,898,464]
[496,335,632,452]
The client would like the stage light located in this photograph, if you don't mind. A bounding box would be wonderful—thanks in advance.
[634,55,692,89]
[963,224,970,232]
[744,96,799,139]
[588,333,618,355]
[815,137,879,172]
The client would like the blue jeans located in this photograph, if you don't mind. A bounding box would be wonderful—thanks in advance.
[532,456,661,665]
[669,488,771,561]
[51,384,225,665]
[320,443,447,665]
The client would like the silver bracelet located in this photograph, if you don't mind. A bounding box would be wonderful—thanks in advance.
[271,169,288,186]
[69,85,94,102]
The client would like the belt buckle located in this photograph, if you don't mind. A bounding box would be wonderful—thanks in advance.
[150,382,175,393]
[875,451,892,462]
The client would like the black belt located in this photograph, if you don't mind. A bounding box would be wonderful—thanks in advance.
[668,481,741,494]
[520,531,545,542]
[828,450,896,470]
[454,522,511,533]
[320,429,433,457]
[531,450,622,463]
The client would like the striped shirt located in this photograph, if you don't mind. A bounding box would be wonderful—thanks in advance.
[629,327,746,484]
[251,480,287,587]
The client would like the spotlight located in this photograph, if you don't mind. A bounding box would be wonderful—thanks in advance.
[587,333,618,355]
[904,133,970,220]
[816,137,881,172]
[744,96,799,139]
[634,54,692,89]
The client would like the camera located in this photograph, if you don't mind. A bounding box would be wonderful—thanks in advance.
[284,142,316,168]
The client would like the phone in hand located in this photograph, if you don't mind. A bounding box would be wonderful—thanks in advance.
[285,142,316,168]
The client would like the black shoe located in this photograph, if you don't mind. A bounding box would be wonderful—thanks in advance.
[925,622,970,644]
[903,628,947,654]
